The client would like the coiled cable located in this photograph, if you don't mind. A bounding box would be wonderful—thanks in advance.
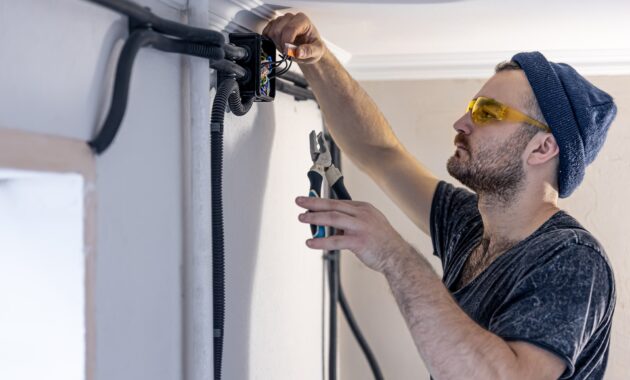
[89,29,226,153]
[210,77,253,380]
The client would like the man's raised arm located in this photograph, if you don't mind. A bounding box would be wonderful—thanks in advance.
[263,13,439,234]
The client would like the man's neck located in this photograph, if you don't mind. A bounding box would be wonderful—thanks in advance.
[476,183,560,249]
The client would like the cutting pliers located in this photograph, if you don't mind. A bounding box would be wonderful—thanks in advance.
[308,130,352,238]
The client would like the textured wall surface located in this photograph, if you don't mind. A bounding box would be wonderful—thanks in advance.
[340,76,630,379]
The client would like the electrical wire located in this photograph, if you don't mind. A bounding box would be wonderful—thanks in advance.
[270,59,293,78]
[88,28,226,153]
[261,53,289,67]
[210,77,254,380]
[326,135,385,380]
[262,54,294,78]
[327,250,339,380]
[83,0,248,154]
[85,0,225,45]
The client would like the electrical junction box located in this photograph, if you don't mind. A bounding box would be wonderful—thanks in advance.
[229,33,276,102]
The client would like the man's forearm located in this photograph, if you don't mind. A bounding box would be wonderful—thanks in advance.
[298,50,401,170]
[383,243,523,379]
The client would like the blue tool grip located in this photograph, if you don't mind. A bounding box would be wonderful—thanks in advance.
[307,170,325,238]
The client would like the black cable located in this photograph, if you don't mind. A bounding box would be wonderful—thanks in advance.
[269,59,293,78]
[210,77,253,380]
[210,79,231,380]
[84,0,249,154]
[223,43,248,61]
[210,60,248,80]
[85,0,225,45]
[85,0,248,61]
[327,251,339,380]
[88,29,225,153]
[338,284,384,380]
[327,135,385,380]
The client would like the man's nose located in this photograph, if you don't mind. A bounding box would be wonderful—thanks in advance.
[453,113,473,135]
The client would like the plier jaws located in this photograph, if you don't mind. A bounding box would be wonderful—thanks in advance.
[306,130,351,238]
[309,130,332,172]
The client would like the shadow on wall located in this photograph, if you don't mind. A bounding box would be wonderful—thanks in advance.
[222,103,276,379]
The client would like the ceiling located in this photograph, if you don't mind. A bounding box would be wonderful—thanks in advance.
[211,0,630,80]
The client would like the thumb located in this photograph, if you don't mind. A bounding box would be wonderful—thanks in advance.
[295,41,325,63]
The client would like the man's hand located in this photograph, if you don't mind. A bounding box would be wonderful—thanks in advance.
[295,195,407,272]
[262,13,327,64]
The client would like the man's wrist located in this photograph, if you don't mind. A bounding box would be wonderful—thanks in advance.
[382,240,435,280]
[381,239,412,277]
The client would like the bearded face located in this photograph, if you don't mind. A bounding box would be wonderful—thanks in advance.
[447,127,535,202]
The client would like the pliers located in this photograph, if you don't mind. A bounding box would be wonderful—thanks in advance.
[308,130,352,238]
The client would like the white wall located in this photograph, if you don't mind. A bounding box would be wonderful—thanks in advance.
[1,1,186,378]
[340,77,630,379]
[0,1,326,378]
[221,91,325,380]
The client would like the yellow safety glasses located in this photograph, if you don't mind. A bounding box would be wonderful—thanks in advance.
[466,97,550,133]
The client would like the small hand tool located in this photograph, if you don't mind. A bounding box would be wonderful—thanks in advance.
[307,131,352,238]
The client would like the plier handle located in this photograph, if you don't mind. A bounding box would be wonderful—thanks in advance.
[308,131,352,238]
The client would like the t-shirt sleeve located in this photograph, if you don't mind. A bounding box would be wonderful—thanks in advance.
[429,181,479,268]
[488,244,614,379]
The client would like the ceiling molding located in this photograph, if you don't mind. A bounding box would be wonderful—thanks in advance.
[228,0,279,20]
[208,0,275,32]
[347,49,630,81]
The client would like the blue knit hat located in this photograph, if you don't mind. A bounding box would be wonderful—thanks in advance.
[511,51,617,198]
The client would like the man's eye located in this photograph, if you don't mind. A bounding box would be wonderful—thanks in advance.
[480,110,497,119]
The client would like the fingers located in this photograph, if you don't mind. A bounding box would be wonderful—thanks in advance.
[279,14,308,48]
[263,13,300,50]
[298,210,357,231]
[306,234,358,251]
[294,41,323,60]
[262,13,323,61]
[295,196,360,215]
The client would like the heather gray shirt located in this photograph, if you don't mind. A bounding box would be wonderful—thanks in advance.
[429,181,615,379]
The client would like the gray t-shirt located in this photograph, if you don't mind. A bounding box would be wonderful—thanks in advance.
[429,181,615,379]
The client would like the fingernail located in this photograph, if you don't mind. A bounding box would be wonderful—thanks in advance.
[296,196,305,204]
[306,239,313,246]
[297,48,304,58]
[298,213,305,221]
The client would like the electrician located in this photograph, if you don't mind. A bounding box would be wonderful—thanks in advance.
[264,13,616,380]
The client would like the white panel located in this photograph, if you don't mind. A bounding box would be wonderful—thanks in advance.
[0,171,84,380]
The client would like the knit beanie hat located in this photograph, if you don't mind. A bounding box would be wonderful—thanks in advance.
[511,51,617,198]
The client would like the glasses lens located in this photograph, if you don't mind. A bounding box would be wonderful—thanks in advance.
[471,98,503,126]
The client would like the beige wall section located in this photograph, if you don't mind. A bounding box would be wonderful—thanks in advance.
[0,127,96,379]
[339,76,630,379]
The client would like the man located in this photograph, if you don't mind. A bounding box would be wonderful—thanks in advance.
[263,13,616,380]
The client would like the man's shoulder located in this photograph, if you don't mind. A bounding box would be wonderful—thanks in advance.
[523,211,614,289]
[533,210,607,257]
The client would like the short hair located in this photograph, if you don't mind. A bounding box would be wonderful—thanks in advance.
[495,61,547,136]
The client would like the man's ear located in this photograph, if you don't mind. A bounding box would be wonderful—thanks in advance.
[527,133,559,166]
